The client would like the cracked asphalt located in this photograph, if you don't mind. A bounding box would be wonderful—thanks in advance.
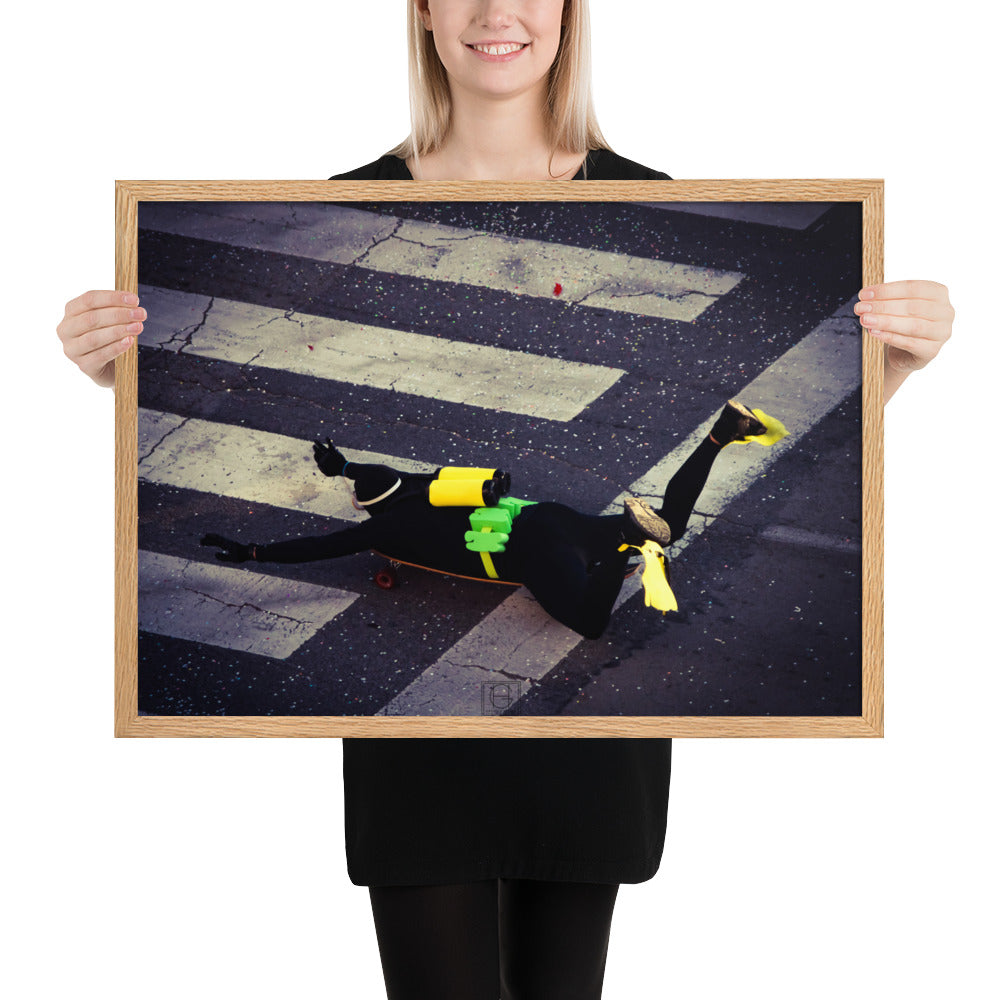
[136,199,863,718]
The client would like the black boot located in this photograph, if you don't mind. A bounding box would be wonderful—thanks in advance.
[622,497,672,546]
[709,400,767,446]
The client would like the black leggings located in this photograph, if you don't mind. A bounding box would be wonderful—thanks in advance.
[368,878,620,1000]
[510,435,723,638]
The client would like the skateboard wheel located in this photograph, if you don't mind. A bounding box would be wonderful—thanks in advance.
[374,566,398,590]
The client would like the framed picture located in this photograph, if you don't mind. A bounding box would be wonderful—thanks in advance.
[115,179,883,737]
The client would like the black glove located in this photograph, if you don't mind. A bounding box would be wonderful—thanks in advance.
[200,533,252,563]
[313,438,349,477]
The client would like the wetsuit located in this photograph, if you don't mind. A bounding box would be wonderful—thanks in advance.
[251,433,720,639]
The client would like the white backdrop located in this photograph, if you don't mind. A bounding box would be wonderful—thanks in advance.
[7,2,996,997]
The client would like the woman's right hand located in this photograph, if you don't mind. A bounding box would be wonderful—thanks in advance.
[57,290,146,389]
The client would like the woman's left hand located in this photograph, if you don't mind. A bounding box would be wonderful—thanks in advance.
[855,279,954,374]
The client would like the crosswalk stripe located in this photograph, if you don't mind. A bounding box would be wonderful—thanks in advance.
[138,408,430,522]
[139,203,743,322]
[138,550,358,659]
[137,284,624,421]
[377,303,862,715]
[759,526,861,554]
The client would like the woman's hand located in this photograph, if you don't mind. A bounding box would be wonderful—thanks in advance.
[854,280,954,403]
[57,290,146,389]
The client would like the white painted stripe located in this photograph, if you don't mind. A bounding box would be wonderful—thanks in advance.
[137,285,624,421]
[139,203,743,322]
[624,311,862,533]
[378,305,862,715]
[138,550,358,659]
[138,408,429,522]
[760,526,861,554]
[139,201,399,263]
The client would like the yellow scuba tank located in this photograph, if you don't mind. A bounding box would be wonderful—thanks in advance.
[436,467,502,481]
[427,466,511,508]
[429,478,500,507]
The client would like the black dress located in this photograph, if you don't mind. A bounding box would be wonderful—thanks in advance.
[331,148,673,887]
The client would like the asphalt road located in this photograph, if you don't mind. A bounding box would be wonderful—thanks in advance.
[135,198,864,718]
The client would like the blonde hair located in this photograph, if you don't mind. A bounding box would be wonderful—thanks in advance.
[385,0,612,177]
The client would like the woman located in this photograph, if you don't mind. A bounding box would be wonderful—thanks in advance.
[56,2,953,997]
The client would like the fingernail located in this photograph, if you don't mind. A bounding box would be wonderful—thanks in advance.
[127,321,142,333]
[856,303,872,313]
[121,336,133,349]
[861,315,876,327]
[122,293,139,306]
[859,288,875,300]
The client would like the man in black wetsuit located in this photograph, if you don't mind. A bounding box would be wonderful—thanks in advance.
[201,400,771,640]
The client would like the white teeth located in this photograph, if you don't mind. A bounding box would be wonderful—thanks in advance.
[471,43,526,55]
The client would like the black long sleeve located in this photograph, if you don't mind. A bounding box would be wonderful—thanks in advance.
[254,521,380,563]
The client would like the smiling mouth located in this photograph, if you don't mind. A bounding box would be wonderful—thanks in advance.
[467,42,529,56]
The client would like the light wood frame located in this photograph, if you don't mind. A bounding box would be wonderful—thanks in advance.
[115,179,883,738]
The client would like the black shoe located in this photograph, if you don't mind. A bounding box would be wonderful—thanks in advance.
[710,399,767,446]
[623,497,672,546]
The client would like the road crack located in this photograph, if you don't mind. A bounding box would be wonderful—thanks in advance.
[351,217,405,267]
[139,416,192,466]
[165,297,215,353]
[183,586,312,626]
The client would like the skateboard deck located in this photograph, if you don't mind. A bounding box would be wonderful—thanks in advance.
[371,551,523,588]
[370,551,638,590]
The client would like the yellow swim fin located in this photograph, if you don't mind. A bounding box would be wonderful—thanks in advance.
[736,408,789,447]
[620,540,678,614]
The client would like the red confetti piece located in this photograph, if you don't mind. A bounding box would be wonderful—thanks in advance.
[307,345,314,351]
[553,283,563,296]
